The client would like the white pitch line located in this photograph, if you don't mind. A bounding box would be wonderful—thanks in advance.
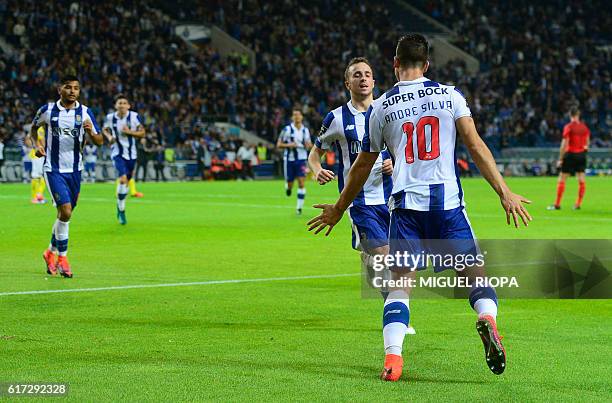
[1,194,610,221]
[0,273,359,297]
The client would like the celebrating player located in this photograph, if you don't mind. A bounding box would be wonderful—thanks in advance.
[102,94,145,225]
[548,107,590,210]
[308,58,414,312]
[307,34,532,381]
[32,74,104,278]
[276,107,312,214]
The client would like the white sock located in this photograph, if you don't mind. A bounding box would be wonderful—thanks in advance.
[117,183,128,211]
[474,299,498,320]
[383,290,410,356]
[55,219,70,257]
[296,188,305,210]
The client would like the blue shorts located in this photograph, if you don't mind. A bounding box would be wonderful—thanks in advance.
[85,162,96,172]
[283,159,306,182]
[348,204,390,251]
[113,156,136,180]
[24,161,32,173]
[389,206,478,271]
[44,171,81,208]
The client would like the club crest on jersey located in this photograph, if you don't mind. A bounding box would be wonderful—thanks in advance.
[75,115,82,124]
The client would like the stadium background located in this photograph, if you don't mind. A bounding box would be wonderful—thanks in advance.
[0,0,610,181]
[0,1,611,401]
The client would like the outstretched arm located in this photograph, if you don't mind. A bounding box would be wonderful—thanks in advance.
[307,151,379,235]
[456,116,532,227]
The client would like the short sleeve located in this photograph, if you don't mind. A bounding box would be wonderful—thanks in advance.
[303,128,312,145]
[103,114,111,129]
[135,112,143,126]
[85,108,100,134]
[315,112,340,150]
[451,87,471,120]
[363,104,384,152]
[32,104,50,127]
[278,126,289,142]
[562,124,571,139]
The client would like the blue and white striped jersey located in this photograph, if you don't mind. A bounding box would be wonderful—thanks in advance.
[32,100,100,173]
[363,77,471,211]
[279,123,311,161]
[104,111,142,160]
[316,102,392,207]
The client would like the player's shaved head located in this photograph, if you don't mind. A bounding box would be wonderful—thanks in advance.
[396,33,429,68]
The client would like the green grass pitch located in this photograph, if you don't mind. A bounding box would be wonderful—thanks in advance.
[0,177,611,401]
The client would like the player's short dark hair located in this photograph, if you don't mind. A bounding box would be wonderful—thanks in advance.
[114,94,129,103]
[59,74,79,85]
[569,107,580,117]
[344,57,373,81]
[396,33,429,68]
[292,106,303,114]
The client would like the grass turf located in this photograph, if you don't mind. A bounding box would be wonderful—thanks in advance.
[0,177,611,401]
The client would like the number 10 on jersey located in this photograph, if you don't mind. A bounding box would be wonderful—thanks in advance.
[402,116,440,163]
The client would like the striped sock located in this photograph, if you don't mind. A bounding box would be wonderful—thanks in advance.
[55,220,70,257]
[296,188,306,210]
[49,220,59,253]
[117,183,128,211]
[383,290,410,356]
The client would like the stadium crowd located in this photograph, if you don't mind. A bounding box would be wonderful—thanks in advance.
[0,0,610,166]
[418,0,611,149]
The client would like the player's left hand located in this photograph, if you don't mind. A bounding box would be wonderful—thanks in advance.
[307,204,343,236]
[382,158,393,175]
[83,120,93,134]
[500,192,532,228]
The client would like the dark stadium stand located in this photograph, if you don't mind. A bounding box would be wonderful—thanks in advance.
[0,0,609,181]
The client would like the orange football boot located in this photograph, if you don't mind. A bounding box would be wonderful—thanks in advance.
[57,256,74,278]
[380,354,403,381]
[43,249,58,276]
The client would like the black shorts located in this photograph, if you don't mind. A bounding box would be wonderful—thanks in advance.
[561,152,587,174]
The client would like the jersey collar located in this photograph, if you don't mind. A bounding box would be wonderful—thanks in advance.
[395,77,430,86]
[346,101,368,115]
[114,111,130,119]
[291,122,304,131]
[56,100,81,111]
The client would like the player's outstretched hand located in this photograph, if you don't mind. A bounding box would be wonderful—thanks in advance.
[307,204,342,236]
[500,192,532,228]
[316,169,335,185]
[382,158,393,175]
